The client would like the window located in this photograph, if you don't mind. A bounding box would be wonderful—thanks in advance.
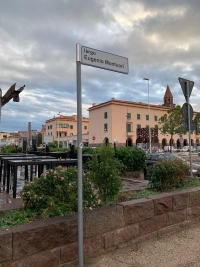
[70,125,73,129]
[70,133,73,136]
[126,123,131,132]
[84,126,87,130]
[146,115,149,120]
[154,116,157,121]
[126,113,131,120]
[104,112,108,119]
[137,124,141,129]
[104,123,108,131]
[64,133,67,136]
[146,125,150,129]
[137,114,140,120]
[57,123,69,128]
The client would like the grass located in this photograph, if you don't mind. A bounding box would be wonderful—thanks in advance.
[1,176,200,230]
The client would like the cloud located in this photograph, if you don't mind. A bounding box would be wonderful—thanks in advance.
[0,0,199,132]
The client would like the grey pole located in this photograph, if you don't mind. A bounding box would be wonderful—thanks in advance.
[187,81,193,177]
[76,43,83,267]
[0,89,2,122]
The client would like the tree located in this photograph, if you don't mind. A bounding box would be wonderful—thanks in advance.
[158,105,187,152]
[37,133,42,147]
[194,113,200,135]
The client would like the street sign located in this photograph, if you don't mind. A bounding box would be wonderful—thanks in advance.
[81,46,129,74]
[181,103,193,120]
[92,136,96,140]
[178,77,194,101]
[180,121,197,131]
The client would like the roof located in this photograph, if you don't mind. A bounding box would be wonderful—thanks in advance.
[88,98,171,112]
[164,85,173,98]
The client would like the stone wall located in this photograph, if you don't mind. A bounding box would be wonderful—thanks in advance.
[1,187,200,267]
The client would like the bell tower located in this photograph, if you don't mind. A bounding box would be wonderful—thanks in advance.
[162,85,175,107]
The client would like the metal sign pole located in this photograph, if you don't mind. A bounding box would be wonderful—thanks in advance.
[76,43,83,267]
[187,81,193,177]
[0,89,2,122]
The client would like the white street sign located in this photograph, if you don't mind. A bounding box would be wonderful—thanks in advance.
[81,46,129,74]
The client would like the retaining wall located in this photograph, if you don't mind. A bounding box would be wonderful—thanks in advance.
[1,187,200,267]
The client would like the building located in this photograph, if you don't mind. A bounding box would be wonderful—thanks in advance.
[45,115,89,147]
[88,86,199,149]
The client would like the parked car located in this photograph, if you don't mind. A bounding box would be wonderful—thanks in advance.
[146,153,169,161]
[179,146,195,152]
[163,146,177,152]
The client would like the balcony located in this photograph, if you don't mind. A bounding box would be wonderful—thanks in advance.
[127,131,134,137]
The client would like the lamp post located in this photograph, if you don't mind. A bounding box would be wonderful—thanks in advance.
[57,112,61,148]
[126,106,130,147]
[143,78,151,153]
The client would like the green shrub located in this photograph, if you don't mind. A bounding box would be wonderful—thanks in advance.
[115,147,146,172]
[1,145,22,154]
[88,145,124,204]
[20,166,98,214]
[147,158,190,191]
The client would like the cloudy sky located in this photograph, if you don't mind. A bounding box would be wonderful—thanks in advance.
[0,0,200,132]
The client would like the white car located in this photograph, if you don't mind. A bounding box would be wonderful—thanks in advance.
[180,146,194,152]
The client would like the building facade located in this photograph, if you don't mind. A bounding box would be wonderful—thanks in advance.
[45,115,89,147]
[88,86,199,149]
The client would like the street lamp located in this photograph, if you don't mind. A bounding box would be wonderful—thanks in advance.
[143,78,151,153]
[126,106,131,147]
[57,112,61,148]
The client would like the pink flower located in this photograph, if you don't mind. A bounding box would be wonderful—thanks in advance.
[61,177,64,181]
[54,176,57,178]
[54,171,57,175]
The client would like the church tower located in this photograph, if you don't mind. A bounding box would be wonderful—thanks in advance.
[162,85,175,107]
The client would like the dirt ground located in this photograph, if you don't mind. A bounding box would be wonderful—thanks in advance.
[84,223,200,267]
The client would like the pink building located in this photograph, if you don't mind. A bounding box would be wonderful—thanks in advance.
[45,115,89,147]
[88,86,199,149]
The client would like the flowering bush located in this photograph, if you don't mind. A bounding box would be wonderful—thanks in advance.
[147,158,190,191]
[20,166,98,215]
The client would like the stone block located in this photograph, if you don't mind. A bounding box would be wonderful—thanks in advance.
[60,242,78,264]
[12,214,78,260]
[167,209,187,226]
[187,206,200,219]
[148,195,172,215]
[104,224,139,249]
[3,247,60,267]
[139,214,167,236]
[172,192,189,211]
[119,198,154,224]
[84,205,125,238]
[188,189,200,206]
[0,228,12,263]
[83,234,105,258]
